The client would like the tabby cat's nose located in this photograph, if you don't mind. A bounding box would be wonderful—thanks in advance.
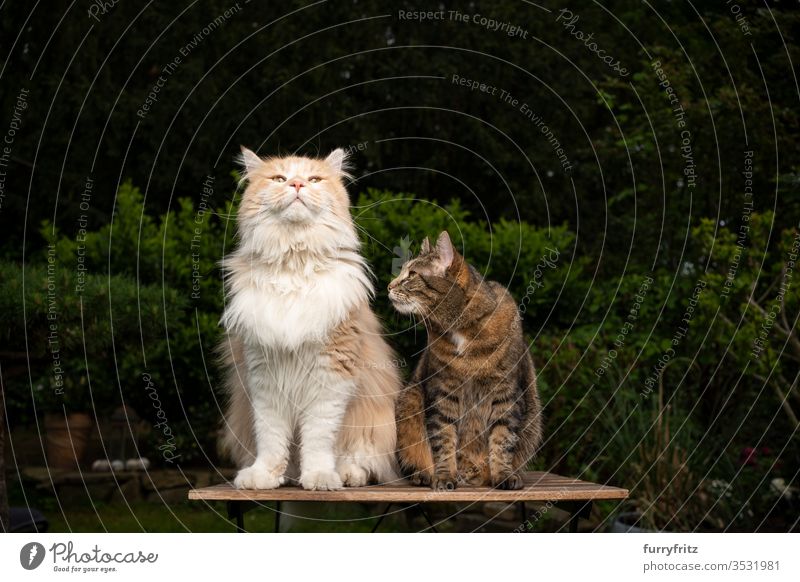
[288,179,305,192]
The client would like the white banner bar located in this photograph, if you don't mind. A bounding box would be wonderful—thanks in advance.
[1,533,797,581]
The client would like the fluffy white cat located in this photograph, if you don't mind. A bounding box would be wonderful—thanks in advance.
[218,147,400,490]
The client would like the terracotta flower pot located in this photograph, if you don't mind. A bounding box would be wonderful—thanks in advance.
[44,412,93,470]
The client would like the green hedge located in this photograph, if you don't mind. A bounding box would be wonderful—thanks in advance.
[3,179,797,531]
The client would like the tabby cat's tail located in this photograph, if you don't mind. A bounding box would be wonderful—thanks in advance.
[515,352,544,470]
[395,382,434,478]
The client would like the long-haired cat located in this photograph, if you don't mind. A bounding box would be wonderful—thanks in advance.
[389,231,542,490]
[219,147,400,490]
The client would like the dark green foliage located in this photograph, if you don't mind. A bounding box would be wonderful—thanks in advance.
[0,257,184,415]
[353,189,582,359]
[2,2,798,268]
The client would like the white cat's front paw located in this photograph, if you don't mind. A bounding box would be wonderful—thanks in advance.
[339,463,369,487]
[234,464,285,490]
[300,470,343,491]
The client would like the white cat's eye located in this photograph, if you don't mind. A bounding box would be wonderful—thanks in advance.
[271,175,286,182]
[308,176,322,183]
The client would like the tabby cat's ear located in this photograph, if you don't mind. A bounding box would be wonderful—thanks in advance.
[238,146,263,177]
[325,148,349,174]
[435,231,455,269]
[420,237,431,254]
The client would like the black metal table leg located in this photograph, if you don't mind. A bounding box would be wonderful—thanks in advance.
[416,504,439,533]
[274,501,281,533]
[564,501,593,533]
[371,503,394,533]
[227,501,245,533]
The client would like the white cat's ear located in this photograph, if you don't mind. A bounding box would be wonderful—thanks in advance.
[325,148,349,174]
[238,146,262,177]
[420,237,431,254]
[435,231,455,269]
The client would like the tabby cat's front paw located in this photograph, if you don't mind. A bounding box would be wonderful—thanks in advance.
[234,464,285,490]
[300,470,343,491]
[431,473,458,491]
[491,472,524,490]
[408,471,432,487]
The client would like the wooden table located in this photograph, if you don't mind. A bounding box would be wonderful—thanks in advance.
[188,471,628,532]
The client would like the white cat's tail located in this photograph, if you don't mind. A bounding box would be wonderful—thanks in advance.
[335,307,402,486]
[217,333,257,468]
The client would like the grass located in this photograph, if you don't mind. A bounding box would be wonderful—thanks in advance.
[44,501,409,533]
[43,500,257,533]
[9,480,422,532]
[18,499,422,533]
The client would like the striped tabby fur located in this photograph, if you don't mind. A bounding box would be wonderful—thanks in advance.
[388,231,543,490]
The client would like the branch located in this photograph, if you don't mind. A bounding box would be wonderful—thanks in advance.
[10,156,34,169]
[777,370,800,407]
[771,382,800,430]
[753,372,800,430]
[748,296,792,338]
[757,272,783,304]
[779,298,800,361]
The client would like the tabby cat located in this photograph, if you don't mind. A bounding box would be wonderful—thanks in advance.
[388,231,542,490]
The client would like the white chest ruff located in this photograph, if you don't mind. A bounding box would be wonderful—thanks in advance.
[222,260,370,350]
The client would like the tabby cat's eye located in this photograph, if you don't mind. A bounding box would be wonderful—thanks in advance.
[309,176,322,183]
[271,175,286,182]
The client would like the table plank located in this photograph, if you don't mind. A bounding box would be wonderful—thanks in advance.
[188,471,628,503]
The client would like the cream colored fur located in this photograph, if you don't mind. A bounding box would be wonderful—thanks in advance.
[218,148,400,490]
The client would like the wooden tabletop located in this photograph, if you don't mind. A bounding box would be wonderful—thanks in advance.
[188,471,628,503]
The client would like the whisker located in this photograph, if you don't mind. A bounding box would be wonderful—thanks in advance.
[351,222,396,255]
[206,210,238,220]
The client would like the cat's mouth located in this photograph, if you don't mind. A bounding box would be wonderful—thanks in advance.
[279,194,314,220]
[388,290,420,315]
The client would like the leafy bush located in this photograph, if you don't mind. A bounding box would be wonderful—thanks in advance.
[5,180,797,532]
[0,259,184,416]
[353,188,584,358]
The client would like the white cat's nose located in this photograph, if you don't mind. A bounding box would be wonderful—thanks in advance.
[288,179,305,192]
